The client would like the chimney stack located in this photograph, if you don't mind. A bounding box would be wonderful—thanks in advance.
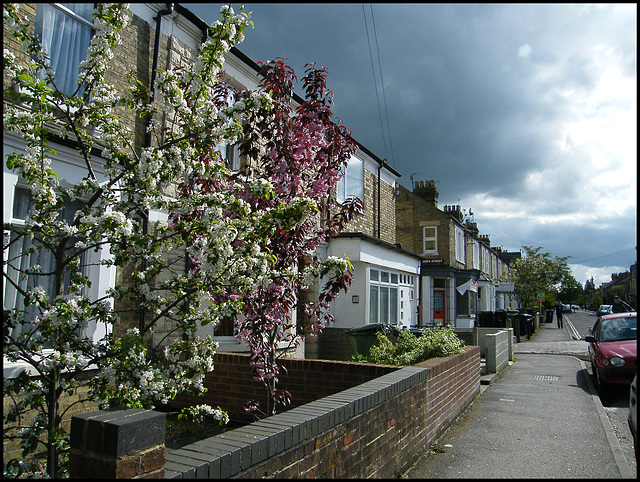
[413,180,439,207]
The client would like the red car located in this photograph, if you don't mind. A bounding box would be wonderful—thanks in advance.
[585,312,637,393]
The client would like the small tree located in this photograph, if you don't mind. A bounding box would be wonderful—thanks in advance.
[3,3,357,476]
[174,58,363,417]
[582,277,597,307]
[556,274,582,306]
[504,246,571,311]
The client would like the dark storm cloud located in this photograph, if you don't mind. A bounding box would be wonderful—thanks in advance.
[181,3,636,284]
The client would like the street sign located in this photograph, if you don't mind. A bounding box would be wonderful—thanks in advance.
[497,283,514,293]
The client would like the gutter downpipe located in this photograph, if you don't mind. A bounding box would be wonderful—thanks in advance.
[419,261,424,327]
[377,160,382,239]
[140,3,174,334]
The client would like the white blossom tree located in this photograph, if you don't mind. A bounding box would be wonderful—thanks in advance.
[3,3,359,477]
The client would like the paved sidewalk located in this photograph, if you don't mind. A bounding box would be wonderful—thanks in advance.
[404,322,634,479]
[513,318,590,360]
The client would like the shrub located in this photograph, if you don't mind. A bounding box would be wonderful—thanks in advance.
[367,327,465,366]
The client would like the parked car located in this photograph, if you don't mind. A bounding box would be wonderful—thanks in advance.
[597,304,613,317]
[571,304,581,311]
[629,373,637,460]
[562,304,572,313]
[584,312,637,393]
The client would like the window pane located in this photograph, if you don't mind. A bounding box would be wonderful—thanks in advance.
[381,271,389,283]
[13,187,32,219]
[5,186,88,344]
[390,273,398,284]
[369,286,379,323]
[469,291,477,315]
[337,156,364,203]
[380,287,389,324]
[369,269,379,281]
[456,291,468,316]
[390,288,398,324]
[35,3,94,97]
[345,156,363,199]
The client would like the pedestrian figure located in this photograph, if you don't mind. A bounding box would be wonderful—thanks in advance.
[611,295,627,313]
[555,300,563,329]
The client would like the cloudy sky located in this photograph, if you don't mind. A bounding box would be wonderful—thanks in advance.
[182,3,637,287]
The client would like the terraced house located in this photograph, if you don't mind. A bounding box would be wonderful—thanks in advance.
[396,180,518,328]
[4,4,513,363]
[3,4,507,473]
[2,2,419,366]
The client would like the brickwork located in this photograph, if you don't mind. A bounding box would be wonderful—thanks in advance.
[69,408,166,479]
[343,169,396,244]
[169,352,399,421]
[3,370,100,464]
[3,4,36,92]
[396,184,458,264]
[163,346,481,478]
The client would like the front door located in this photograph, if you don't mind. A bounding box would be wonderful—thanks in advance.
[434,289,446,326]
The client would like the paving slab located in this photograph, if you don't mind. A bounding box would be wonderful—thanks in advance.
[405,353,627,478]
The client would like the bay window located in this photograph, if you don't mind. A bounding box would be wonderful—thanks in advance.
[369,268,398,325]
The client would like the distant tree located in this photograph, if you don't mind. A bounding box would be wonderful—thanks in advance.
[591,293,603,310]
[584,277,596,293]
[581,276,597,307]
[503,246,571,311]
[557,274,582,305]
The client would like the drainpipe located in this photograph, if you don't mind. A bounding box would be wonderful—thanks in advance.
[146,3,175,148]
[140,3,174,334]
[377,160,382,239]
[418,261,424,327]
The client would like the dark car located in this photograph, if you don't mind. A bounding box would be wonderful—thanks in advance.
[585,312,637,393]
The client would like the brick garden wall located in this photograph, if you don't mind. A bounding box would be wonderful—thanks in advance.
[170,353,400,421]
[164,346,481,478]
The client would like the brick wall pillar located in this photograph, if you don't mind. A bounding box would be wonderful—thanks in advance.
[69,408,166,479]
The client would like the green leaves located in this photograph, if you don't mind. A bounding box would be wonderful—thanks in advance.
[507,245,575,310]
[367,328,465,366]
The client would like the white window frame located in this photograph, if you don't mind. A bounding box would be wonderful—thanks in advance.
[368,267,402,326]
[423,226,438,255]
[455,226,465,264]
[472,241,480,270]
[3,137,116,349]
[216,142,242,171]
[336,155,364,204]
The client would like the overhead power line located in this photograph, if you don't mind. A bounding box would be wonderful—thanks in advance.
[363,4,395,167]
[572,247,637,265]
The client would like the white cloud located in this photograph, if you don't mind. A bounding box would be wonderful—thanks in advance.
[570,263,626,287]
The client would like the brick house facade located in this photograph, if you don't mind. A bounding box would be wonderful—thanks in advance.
[3,3,421,363]
[396,181,514,328]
